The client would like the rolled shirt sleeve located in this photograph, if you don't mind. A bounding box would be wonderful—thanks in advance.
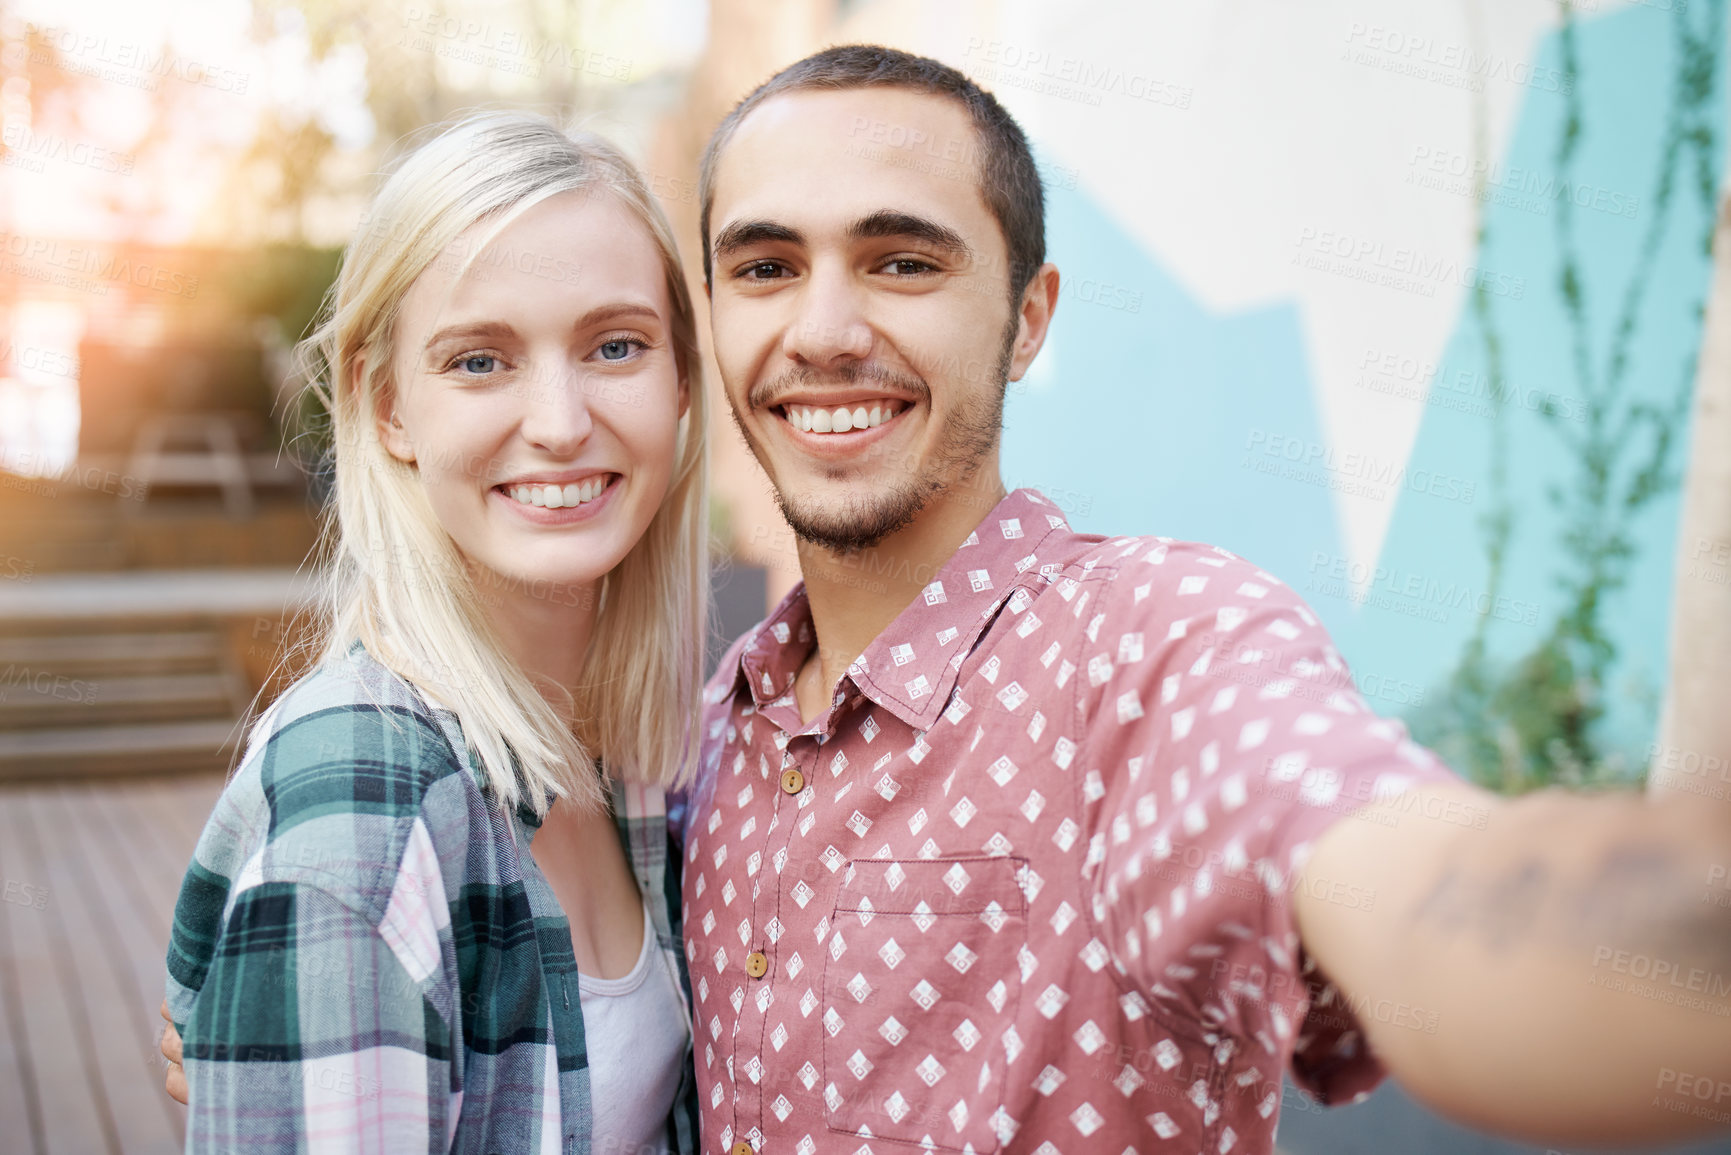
[180,880,455,1154]
[1078,543,1461,1103]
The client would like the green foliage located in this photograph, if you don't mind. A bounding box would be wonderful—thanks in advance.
[1409,0,1724,794]
[214,244,344,346]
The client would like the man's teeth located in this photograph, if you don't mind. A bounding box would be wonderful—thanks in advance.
[783,401,902,434]
[504,477,609,509]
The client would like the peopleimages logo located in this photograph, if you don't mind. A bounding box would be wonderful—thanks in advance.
[1342,23,1572,94]
[1354,347,1588,424]
[1243,428,1478,505]
[1407,145,1640,220]
[1306,551,1541,627]
[0,125,135,174]
[398,7,633,80]
[961,38,1193,109]
[1294,227,1526,300]
[30,26,250,93]
[1590,947,1731,1001]
[0,232,199,299]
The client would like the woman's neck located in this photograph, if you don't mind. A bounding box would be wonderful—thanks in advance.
[472,566,602,697]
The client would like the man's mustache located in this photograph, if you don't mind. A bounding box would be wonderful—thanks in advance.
[747,362,930,411]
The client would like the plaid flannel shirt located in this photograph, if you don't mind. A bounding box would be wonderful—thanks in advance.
[165,644,700,1154]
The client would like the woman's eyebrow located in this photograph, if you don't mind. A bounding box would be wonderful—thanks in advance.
[421,303,660,356]
[571,301,664,330]
[423,320,518,351]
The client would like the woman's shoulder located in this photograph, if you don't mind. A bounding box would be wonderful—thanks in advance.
[196,645,485,917]
[245,648,467,787]
[273,643,478,788]
[262,643,447,734]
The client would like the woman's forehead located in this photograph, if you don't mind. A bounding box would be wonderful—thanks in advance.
[406,192,671,331]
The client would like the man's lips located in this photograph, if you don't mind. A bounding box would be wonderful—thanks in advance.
[776,398,909,435]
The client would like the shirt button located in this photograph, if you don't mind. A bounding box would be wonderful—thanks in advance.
[745,951,769,978]
[731,1144,754,1155]
[780,768,805,794]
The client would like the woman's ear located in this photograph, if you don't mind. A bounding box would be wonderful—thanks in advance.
[365,357,416,465]
[677,371,691,421]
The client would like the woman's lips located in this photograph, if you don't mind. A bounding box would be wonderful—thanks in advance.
[499,474,615,509]
[493,473,619,521]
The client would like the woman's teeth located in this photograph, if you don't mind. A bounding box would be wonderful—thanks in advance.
[504,477,609,509]
[782,401,903,434]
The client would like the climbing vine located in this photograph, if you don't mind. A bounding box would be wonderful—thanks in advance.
[1410,0,1724,793]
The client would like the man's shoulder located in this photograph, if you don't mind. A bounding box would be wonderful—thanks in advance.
[1046,533,1303,617]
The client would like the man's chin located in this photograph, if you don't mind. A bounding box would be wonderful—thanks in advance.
[778,481,935,554]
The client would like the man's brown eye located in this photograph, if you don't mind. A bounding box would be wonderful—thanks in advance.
[752,262,780,278]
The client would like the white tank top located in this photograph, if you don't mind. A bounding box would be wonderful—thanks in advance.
[578,899,691,1154]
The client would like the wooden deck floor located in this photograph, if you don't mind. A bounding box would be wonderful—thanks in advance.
[0,773,223,1155]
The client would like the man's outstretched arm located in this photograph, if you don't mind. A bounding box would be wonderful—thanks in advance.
[1296,780,1731,1146]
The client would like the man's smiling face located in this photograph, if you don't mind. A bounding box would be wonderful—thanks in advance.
[706,86,1025,553]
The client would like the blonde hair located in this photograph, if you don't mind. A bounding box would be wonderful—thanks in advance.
[292,111,708,816]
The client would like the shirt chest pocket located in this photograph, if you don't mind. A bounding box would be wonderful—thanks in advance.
[821,856,1029,1154]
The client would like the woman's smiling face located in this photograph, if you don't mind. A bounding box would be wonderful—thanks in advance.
[381,189,686,602]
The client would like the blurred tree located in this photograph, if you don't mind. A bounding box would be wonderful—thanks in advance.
[216,0,633,245]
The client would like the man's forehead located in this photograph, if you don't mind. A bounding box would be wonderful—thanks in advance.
[711,87,993,239]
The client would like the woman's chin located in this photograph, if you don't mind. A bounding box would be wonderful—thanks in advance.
[460,556,607,609]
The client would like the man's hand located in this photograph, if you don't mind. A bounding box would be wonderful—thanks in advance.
[1294,782,1730,1146]
[159,999,187,1105]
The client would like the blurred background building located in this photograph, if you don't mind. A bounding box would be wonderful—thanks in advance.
[0,0,1728,1152]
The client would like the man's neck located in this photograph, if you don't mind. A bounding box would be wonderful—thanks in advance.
[793,469,1008,722]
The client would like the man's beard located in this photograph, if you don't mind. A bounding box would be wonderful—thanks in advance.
[734,321,1017,554]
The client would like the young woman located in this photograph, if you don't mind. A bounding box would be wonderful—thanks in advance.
[160,112,708,1154]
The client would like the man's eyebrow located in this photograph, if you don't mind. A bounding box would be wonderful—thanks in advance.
[712,219,806,260]
[848,210,972,258]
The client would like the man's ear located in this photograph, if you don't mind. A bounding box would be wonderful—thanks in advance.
[1006,262,1061,384]
[365,357,416,465]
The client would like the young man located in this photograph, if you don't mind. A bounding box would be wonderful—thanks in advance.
[685,44,1730,1155]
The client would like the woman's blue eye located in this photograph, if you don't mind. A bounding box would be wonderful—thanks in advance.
[598,339,633,361]
[459,355,495,374]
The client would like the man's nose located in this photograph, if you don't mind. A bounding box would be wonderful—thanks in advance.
[782,264,873,367]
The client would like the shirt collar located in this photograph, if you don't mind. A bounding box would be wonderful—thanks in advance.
[732,581,817,714]
[729,488,1077,731]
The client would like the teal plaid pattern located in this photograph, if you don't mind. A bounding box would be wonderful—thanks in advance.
[165,645,700,1154]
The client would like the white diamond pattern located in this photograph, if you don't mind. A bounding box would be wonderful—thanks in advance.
[682,490,1458,1155]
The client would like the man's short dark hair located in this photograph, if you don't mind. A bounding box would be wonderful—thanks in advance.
[698,44,1046,303]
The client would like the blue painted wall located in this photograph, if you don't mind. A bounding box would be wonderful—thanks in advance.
[1004,2,1725,772]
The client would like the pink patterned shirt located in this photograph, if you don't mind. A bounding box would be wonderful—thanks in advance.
[683,489,1458,1155]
